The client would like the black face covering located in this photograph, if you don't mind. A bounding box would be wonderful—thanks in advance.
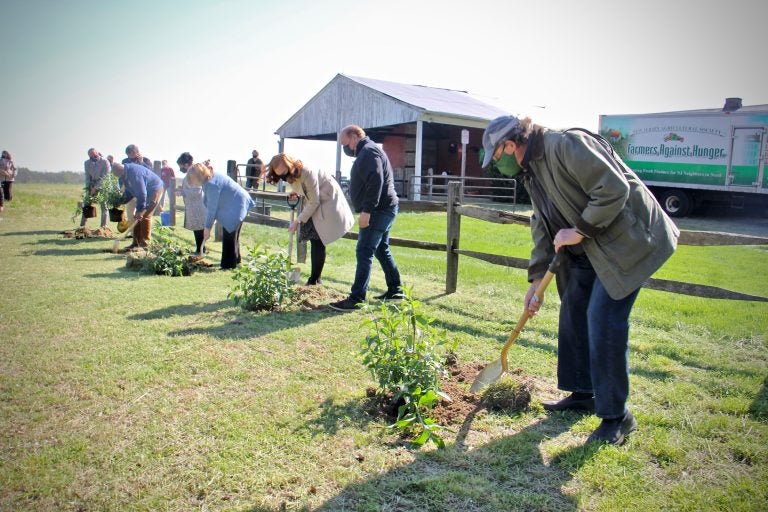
[342,144,356,158]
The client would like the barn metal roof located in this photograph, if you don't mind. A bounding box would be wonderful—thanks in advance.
[275,74,510,139]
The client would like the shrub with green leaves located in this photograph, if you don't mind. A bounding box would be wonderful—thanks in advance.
[144,226,192,277]
[93,172,123,209]
[360,288,455,448]
[229,244,293,311]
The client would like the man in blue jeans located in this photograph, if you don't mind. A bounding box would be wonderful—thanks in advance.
[329,125,403,312]
[481,115,679,445]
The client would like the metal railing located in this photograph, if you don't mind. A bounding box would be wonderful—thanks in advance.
[396,175,518,208]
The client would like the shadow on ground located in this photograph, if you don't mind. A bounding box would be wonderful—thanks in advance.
[305,411,596,511]
[750,375,768,421]
[0,229,64,236]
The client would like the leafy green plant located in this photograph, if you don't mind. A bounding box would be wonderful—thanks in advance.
[143,226,192,276]
[93,172,123,209]
[229,244,294,311]
[360,288,455,448]
[71,186,98,222]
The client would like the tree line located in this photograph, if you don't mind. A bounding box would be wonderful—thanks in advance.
[13,168,84,185]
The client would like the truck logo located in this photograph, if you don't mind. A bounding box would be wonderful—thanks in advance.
[605,129,622,142]
[664,132,685,142]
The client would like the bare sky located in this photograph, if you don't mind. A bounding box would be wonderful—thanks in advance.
[1,0,765,175]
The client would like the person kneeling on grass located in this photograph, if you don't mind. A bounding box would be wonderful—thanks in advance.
[265,153,354,286]
[111,162,164,250]
[481,115,679,445]
[186,162,255,270]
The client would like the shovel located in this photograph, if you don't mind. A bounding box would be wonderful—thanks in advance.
[111,219,139,253]
[286,193,302,283]
[470,251,565,393]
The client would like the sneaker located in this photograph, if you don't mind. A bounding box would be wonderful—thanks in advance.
[587,410,637,445]
[374,289,405,301]
[542,392,595,412]
[328,297,362,312]
[305,278,322,286]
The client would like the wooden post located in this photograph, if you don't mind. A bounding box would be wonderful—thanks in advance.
[153,161,162,216]
[168,177,177,226]
[446,181,461,294]
[227,160,238,183]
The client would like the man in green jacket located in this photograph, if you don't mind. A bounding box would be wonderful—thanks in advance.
[482,115,679,445]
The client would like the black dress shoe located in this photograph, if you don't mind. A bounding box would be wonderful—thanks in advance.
[587,410,637,445]
[542,392,595,412]
[374,289,404,301]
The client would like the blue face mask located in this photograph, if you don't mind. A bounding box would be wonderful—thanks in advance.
[494,153,522,177]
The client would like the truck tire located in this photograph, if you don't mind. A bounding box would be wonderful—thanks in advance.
[659,189,692,217]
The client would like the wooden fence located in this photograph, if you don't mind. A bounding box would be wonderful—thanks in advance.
[170,173,768,303]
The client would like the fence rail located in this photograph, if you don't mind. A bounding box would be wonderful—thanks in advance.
[170,174,768,302]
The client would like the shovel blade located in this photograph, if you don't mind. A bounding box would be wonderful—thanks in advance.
[470,359,504,393]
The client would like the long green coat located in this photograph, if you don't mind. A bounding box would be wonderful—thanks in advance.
[526,130,679,300]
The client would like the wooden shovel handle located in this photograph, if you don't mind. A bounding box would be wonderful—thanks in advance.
[500,251,564,372]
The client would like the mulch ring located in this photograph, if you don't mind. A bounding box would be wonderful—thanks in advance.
[362,355,541,428]
[289,285,347,311]
[62,226,117,239]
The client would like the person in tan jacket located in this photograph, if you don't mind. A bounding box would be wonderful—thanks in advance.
[266,153,354,285]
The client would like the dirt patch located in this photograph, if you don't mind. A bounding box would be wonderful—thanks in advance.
[61,226,117,239]
[361,357,537,428]
[288,285,347,311]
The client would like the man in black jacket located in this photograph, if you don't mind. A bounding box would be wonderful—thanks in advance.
[329,125,403,311]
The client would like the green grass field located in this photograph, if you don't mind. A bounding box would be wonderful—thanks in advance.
[1,184,767,511]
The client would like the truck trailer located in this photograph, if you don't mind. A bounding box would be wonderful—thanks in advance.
[599,99,768,217]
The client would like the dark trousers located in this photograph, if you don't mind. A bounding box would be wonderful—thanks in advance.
[308,239,326,284]
[221,222,243,269]
[1,181,12,204]
[193,229,205,254]
[557,254,640,419]
[350,206,401,301]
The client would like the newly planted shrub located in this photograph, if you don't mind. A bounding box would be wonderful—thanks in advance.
[360,288,455,448]
[144,226,192,276]
[229,244,293,311]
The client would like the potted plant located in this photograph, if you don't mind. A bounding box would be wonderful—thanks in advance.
[95,173,125,222]
[73,186,97,221]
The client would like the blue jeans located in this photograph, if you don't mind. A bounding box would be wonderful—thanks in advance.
[557,254,640,419]
[350,206,401,301]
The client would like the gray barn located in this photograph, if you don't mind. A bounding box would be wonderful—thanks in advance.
[275,74,510,199]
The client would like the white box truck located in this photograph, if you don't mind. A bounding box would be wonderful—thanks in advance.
[599,99,768,216]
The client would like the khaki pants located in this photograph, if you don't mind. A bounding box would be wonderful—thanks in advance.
[131,189,163,247]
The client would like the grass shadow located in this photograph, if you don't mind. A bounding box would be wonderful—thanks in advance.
[0,229,64,236]
[296,396,380,437]
[168,308,337,340]
[631,367,674,382]
[127,300,233,320]
[750,375,768,421]
[34,246,108,256]
[315,413,585,511]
